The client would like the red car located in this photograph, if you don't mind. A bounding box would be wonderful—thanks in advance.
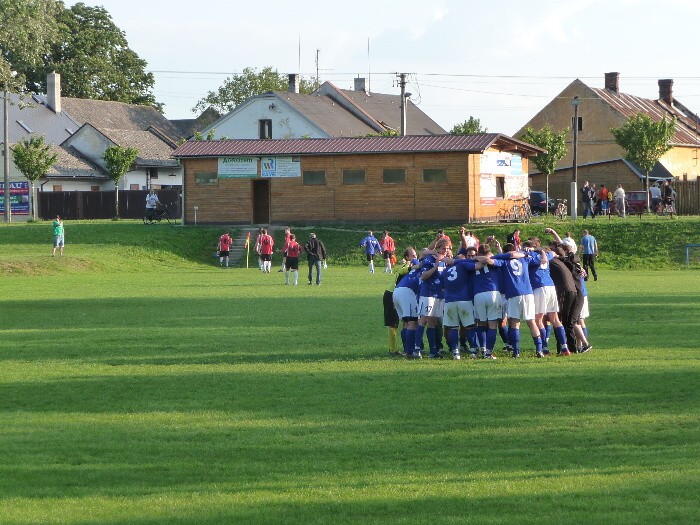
[610,190,648,216]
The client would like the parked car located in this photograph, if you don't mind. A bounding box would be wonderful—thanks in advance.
[610,190,648,216]
[529,191,556,215]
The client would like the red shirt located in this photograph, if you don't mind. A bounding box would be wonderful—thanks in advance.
[382,235,395,253]
[258,234,274,255]
[286,241,302,258]
[219,234,232,251]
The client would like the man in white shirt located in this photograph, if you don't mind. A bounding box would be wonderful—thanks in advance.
[613,184,626,217]
[145,190,161,221]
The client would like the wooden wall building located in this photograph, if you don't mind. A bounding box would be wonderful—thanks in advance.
[172,135,545,225]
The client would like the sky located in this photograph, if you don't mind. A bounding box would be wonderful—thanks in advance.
[65,0,700,136]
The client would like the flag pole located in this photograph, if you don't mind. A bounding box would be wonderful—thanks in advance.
[245,231,251,269]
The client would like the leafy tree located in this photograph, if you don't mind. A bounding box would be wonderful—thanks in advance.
[520,124,568,211]
[450,116,488,135]
[22,2,160,109]
[0,0,60,90]
[103,145,138,219]
[610,113,676,212]
[12,135,58,220]
[193,67,316,114]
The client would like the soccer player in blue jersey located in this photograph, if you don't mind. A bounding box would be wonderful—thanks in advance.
[490,243,546,358]
[441,246,481,359]
[523,239,570,356]
[393,249,421,358]
[472,243,506,359]
[359,231,383,273]
[415,239,449,358]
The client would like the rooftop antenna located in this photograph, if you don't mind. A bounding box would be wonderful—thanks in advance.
[367,37,371,93]
[315,49,320,91]
[298,35,301,74]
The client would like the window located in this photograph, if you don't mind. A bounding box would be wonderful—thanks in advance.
[259,119,272,139]
[303,170,326,185]
[52,185,62,192]
[90,186,100,192]
[195,172,218,185]
[571,116,583,132]
[130,184,140,190]
[423,168,447,183]
[496,177,505,198]
[342,169,365,185]
[383,168,406,184]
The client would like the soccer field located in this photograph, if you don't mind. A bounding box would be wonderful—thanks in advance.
[0,260,698,524]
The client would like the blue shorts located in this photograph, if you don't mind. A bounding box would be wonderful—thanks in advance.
[54,235,64,247]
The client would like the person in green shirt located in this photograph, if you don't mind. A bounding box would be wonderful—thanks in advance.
[52,215,64,256]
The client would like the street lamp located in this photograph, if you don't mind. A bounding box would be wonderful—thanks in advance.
[2,71,17,223]
[571,96,580,219]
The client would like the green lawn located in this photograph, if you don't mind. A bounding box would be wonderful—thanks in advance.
[0,220,698,524]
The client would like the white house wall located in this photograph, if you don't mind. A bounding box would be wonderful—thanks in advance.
[209,98,327,140]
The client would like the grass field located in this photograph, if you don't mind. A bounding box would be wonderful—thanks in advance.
[0,220,698,524]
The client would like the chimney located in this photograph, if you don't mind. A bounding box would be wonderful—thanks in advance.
[354,77,366,92]
[288,73,300,94]
[47,71,61,113]
[604,72,619,93]
[659,79,673,105]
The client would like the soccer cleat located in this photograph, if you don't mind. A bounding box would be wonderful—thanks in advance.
[542,350,551,357]
[536,351,545,358]
[428,352,442,359]
[512,352,520,358]
[483,353,497,360]
[580,344,592,353]
[452,351,461,360]
[560,350,572,356]
[411,351,423,359]
[278,269,284,273]
[469,351,478,359]
[459,343,468,353]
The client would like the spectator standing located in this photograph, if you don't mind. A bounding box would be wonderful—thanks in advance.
[562,232,577,254]
[359,230,383,273]
[662,180,676,208]
[304,233,327,285]
[581,181,595,219]
[145,189,161,222]
[506,229,521,250]
[614,184,626,217]
[217,231,233,268]
[579,229,599,281]
[598,184,610,215]
[649,183,662,212]
[52,215,64,256]
[381,230,396,273]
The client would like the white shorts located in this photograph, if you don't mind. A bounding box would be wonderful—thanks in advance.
[506,294,535,321]
[443,300,475,327]
[393,287,418,320]
[418,296,444,318]
[580,296,589,319]
[501,293,508,318]
[473,291,502,322]
[533,286,559,315]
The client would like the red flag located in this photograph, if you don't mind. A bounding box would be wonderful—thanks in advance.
[244,231,251,248]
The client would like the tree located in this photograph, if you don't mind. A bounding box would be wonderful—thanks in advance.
[103,145,138,219]
[520,124,568,212]
[610,113,676,212]
[193,67,316,114]
[22,3,160,109]
[450,116,488,135]
[12,135,58,220]
[0,0,60,91]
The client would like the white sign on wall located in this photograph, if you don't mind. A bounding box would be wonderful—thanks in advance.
[218,157,258,178]
[261,157,301,178]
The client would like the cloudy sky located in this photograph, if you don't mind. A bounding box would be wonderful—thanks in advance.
[66,0,700,135]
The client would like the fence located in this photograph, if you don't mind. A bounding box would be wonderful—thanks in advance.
[675,180,699,215]
[38,190,181,220]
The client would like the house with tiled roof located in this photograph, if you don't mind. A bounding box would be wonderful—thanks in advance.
[201,75,446,140]
[516,72,700,203]
[172,134,543,224]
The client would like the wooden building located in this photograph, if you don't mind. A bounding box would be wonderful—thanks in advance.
[172,134,544,225]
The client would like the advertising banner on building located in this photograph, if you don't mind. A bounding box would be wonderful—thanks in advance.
[218,157,258,178]
[261,157,301,178]
[0,181,30,215]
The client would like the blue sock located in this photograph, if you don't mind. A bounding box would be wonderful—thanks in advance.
[508,328,520,356]
[426,327,437,354]
[554,325,568,351]
[539,327,547,346]
[533,336,543,353]
[545,323,553,342]
[466,327,478,352]
[448,328,459,352]
[583,327,588,338]
[499,325,509,344]
[476,326,486,348]
[435,325,443,350]
[405,329,416,354]
[486,328,498,352]
[415,325,426,351]
[401,329,407,351]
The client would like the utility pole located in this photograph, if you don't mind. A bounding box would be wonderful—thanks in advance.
[397,73,410,136]
[571,96,580,219]
[3,88,10,222]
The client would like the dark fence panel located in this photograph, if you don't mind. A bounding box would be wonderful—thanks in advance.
[39,190,181,220]
[675,180,699,215]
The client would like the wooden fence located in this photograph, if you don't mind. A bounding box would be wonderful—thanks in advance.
[675,180,699,215]
[38,190,181,220]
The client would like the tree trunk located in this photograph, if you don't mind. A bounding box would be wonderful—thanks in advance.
[114,183,119,219]
[545,174,550,215]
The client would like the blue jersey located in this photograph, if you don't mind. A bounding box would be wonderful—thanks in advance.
[580,234,596,255]
[580,276,588,297]
[472,258,504,295]
[443,259,476,303]
[360,236,382,255]
[528,250,555,290]
[494,252,540,299]
[396,266,422,295]
[419,255,445,299]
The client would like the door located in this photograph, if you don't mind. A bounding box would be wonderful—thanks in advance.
[252,179,270,224]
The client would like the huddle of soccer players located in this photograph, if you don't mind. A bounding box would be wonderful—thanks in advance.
[392,227,592,360]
